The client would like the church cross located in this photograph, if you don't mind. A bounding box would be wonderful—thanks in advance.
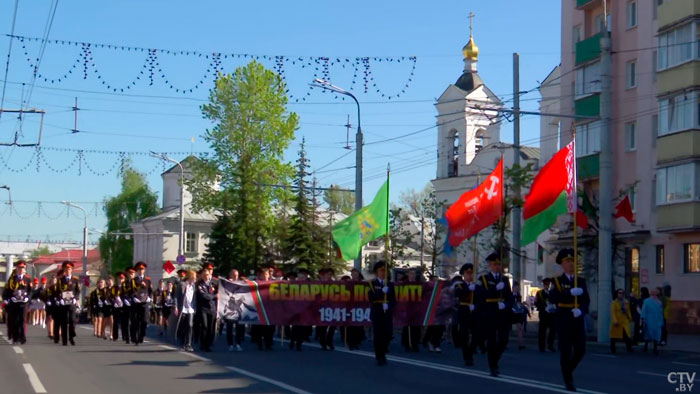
[469,12,475,38]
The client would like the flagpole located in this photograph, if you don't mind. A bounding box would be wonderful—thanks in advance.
[572,127,579,309]
[384,163,391,306]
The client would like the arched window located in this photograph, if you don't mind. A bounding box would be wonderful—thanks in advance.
[475,129,485,153]
[448,129,459,177]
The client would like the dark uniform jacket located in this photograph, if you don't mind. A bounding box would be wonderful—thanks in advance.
[2,274,31,303]
[130,276,153,304]
[478,272,514,313]
[548,274,590,314]
[367,279,396,321]
[196,279,218,313]
[454,280,485,319]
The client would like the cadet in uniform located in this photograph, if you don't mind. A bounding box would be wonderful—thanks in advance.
[44,273,59,339]
[548,248,590,392]
[478,253,513,377]
[368,261,396,366]
[316,267,337,351]
[111,272,127,342]
[129,262,153,345]
[455,263,484,366]
[535,277,556,352]
[290,268,312,351]
[196,267,218,352]
[2,260,31,344]
[56,261,80,346]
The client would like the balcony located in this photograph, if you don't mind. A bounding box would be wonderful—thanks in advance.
[576,0,597,10]
[575,94,600,118]
[577,153,600,179]
[659,0,700,30]
[657,130,700,164]
[576,32,608,65]
[658,61,700,95]
[657,201,700,232]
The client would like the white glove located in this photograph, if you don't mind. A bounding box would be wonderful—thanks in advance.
[382,303,388,311]
[46,301,52,306]
[381,286,389,294]
[570,288,583,296]
[71,299,76,305]
[10,297,17,303]
[123,299,131,307]
[468,283,476,291]
[498,301,506,310]
[98,301,103,307]
[469,304,475,312]
[146,297,152,303]
[572,308,582,318]
[546,304,556,313]
[496,282,505,291]
[23,297,29,303]
[132,297,140,304]
[59,299,65,305]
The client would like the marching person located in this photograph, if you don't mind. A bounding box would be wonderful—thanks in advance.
[535,277,556,352]
[129,262,152,346]
[251,267,274,351]
[455,263,484,366]
[290,268,312,351]
[89,285,99,336]
[102,277,114,340]
[49,269,65,342]
[154,279,167,336]
[37,277,47,328]
[55,261,80,346]
[549,248,590,392]
[196,267,218,352]
[2,260,31,344]
[401,269,421,353]
[317,267,337,351]
[162,281,175,339]
[92,279,110,340]
[344,268,366,350]
[44,274,59,339]
[122,267,136,344]
[610,288,634,354]
[175,270,197,352]
[478,253,513,377]
[112,272,128,342]
[225,269,245,352]
[368,261,396,366]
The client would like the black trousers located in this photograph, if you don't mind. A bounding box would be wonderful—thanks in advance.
[225,321,245,346]
[610,331,633,353]
[7,303,27,343]
[344,326,365,349]
[130,303,148,344]
[251,325,274,349]
[423,325,445,348]
[556,311,586,385]
[111,307,122,340]
[317,326,336,350]
[371,312,393,363]
[56,304,77,344]
[538,312,556,351]
[485,308,510,371]
[198,310,216,350]
[290,325,311,349]
[178,312,194,348]
[458,316,477,363]
[401,325,421,351]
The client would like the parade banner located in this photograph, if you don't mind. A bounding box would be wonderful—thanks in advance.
[217,278,455,326]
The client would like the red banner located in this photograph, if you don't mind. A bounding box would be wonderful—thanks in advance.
[217,279,454,326]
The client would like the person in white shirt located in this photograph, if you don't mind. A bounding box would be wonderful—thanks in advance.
[175,270,197,352]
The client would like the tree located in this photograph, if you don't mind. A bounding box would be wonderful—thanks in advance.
[99,167,160,274]
[203,213,236,277]
[30,246,51,258]
[185,61,297,275]
[323,185,354,216]
[284,139,326,272]
[397,183,444,274]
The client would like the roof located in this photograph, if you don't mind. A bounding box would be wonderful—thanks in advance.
[490,143,540,161]
[454,71,484,93]
[32,248,101,265]
[161,155,200,176]
[136,203,217,224]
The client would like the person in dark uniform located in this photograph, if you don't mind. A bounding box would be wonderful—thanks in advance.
[549,248,590,392]
[112,272,128,342]
[455,263,484,366]
[250,267,275,350]
[344,268,366,350]
[535,277,556,352]
[55,261,80,346]
[317,268,337,351]
[122,268,136,343]
[129,261,152,345]
[290,268,312,351]
[196,267,218,352]
[48,270,64,342]
[400,268,421,353]
[368,261,396,366]
[43,274,59,339]
[478,253,513,377]
[2,260,31,344]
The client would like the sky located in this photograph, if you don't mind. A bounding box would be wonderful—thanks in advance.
[0,0,561,246]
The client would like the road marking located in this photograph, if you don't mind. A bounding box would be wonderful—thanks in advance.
[22,364,47,393]
[179,351,211,362]
[158,345,177,350]
[673,361,700,367]
[637,371,667,377]
[225,366,315,394]
[13,346,24,354]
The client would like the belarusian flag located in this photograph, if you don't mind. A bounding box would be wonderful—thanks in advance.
[522,141,576,245]
[332,178,389,260]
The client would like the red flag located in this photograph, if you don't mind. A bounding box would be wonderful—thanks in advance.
[572,210,589,230]
[445,158,504,246]
[163,260,175,274]
[614,195,635,223]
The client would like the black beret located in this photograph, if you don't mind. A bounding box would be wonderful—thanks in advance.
[556,248,576,264]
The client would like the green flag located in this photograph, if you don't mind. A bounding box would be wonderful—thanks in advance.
[332,179,389,260]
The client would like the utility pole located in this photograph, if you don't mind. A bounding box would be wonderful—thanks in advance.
[511,52,522,287]
[597,1,613,343]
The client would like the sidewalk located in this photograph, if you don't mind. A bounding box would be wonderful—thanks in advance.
[518,319,700,355]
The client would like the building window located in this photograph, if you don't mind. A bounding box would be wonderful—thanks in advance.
[448,129,459,177]
[626,61,636,88]
[185,232,197,253]
[659,91,695,136]
[595,14,605,34]
[576,122,601,157]
[625,122,636,151]
[656,245,664,273]
[656,163,696,204]
[652,51,657,82]
[475,129,485,154]
[685,244,700,273]
[627,1,637,28]
[658,23,694,71]
[573,25,581,48]
[575,61,601,97]
[651,114,658,147]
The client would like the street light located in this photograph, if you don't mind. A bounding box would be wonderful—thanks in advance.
[0,184,11,205]
[150,151,185,260]
[61,200,88,305]
[310,79,363,271]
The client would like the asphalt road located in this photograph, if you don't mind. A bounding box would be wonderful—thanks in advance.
[1,324,698,394]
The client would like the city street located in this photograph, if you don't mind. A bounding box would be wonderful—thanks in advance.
[1,324,696,394]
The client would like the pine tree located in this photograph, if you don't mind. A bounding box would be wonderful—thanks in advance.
[203,213,235,277]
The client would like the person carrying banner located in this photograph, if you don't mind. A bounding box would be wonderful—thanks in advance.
[548,248,590,392]
[455,263,484,366]
[251,267,275,351]
[401,268,422,353]
[316,267,337,351]
[290,268,312,351]
[368,261,395,366]
[2,260,31,344]
[196,268,218,352]
[55,261,80,346]
[224,269,245,352]
[478,253,513,377]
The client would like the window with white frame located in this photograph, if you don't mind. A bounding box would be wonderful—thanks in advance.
[658,23,694,70]
[658,91,695,136]
[626,61,637,88]
[185,232,197,253]
[627,1,637,28]
[575,61,601,97]
[625,122,636,151]
[576,122,601,157]
[656,163,696,204]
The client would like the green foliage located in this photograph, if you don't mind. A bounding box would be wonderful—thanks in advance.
[30,246,52,258]
[323,185,355,215]
[203,214,236,277]
[187,61,297,274]
[99,167,160,274]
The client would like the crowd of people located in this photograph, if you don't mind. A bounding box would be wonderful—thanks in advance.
[4,246,667,392]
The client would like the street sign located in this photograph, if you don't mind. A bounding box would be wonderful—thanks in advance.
[176,255,185,264]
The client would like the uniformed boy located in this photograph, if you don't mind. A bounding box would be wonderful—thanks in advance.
[2,260,31,344]
[478,253,513,377]
[129,261,152,345]
[455,263,484,366]
[56,261,80,346]
[368,261,396,366]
